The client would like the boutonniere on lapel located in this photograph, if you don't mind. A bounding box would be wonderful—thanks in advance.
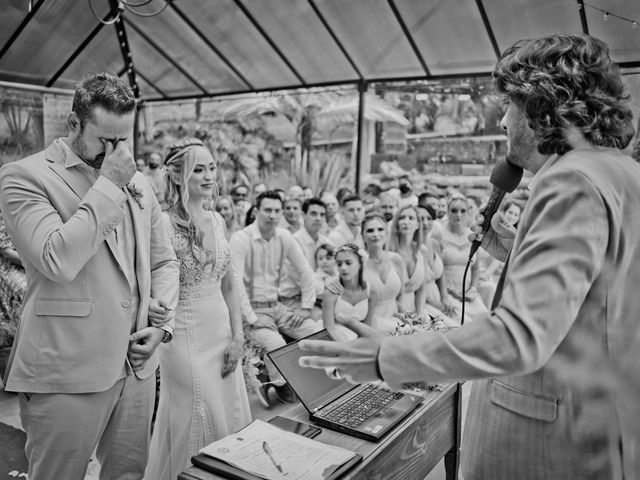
[126,183,144,210]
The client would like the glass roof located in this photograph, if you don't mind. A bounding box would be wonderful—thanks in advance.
[1,0,638,101]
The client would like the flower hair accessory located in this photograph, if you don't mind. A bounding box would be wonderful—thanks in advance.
[126,183,144,210]
[335,243,368,261]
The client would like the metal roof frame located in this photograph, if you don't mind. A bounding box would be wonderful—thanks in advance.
[1,0,638,102]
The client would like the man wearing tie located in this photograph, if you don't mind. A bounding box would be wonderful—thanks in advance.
[299,34,640,479]
[0,72,179,480]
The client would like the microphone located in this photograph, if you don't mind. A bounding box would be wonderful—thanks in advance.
[469,158,523,259]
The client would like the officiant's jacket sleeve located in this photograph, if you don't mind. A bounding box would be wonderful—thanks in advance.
[379,154,611,387]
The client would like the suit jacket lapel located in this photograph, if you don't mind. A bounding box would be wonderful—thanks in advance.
[124,188,149,329]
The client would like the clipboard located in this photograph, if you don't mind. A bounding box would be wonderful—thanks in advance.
[190,452,362,480]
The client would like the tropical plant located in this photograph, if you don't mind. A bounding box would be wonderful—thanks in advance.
[223,91,339,166]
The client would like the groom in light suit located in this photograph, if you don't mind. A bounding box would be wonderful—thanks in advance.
[0,73,179,480]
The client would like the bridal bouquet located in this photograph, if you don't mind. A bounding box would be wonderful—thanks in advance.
[241,336,266,394]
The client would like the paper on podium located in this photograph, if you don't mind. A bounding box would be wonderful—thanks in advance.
[199,419,359,480]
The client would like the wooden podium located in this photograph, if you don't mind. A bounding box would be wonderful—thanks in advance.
[179,383,462,480]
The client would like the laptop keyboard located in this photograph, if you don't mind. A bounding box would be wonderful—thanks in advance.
[318,384,404,428]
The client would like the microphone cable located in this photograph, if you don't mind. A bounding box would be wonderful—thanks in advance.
[460,256,473,326]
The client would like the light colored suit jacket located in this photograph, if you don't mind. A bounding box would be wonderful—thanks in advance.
[378,148,640,479]
[0,140,179,394]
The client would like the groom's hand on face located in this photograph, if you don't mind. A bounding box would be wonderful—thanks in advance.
[100,140,136,188]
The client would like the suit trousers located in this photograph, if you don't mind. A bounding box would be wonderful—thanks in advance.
[19,373,155,480]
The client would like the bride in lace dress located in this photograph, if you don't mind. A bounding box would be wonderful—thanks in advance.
[145,139,251,480]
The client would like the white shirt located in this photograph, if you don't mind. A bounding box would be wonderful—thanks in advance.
[230,223,316,323]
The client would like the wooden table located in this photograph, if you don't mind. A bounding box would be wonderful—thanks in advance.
[179,383,462,480]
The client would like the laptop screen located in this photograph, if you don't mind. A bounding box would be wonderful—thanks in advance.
[268,330,357,413]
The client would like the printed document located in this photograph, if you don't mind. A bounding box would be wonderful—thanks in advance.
[200,419,357,480]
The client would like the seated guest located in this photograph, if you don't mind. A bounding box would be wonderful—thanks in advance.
[144,151,169,210]
[478,200,523,307]
[417,205,457,319]
[287,184,304,201]
[312,243,337,320]
[146,139,251,480]
[379,190,399,224]
[320,191,342,234]
[398,175,418,208]
[387,205,452,323]
[431,197,489,324]
[336,186,353,205]
[418,191,443,237]
[230,191,318,406]
[323,244,375,342]
[361,183,382,212]
[301,185,313,201]
[279,197,332,309]
[244,204,258,226]
[230,183,251,227]
[328,194,365,248]
[252,182,267,202]
[436,195,448,220]
[279,196,303,233]
[361,213,404,334]
[215,195,240,240]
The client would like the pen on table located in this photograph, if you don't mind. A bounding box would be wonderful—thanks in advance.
[262,441,284,473]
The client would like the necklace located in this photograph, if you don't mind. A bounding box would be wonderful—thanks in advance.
[369,254,385,264]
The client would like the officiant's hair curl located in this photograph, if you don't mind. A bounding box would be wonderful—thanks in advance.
[493,33,635,156]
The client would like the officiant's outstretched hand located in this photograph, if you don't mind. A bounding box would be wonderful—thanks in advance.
[299,321,385,384]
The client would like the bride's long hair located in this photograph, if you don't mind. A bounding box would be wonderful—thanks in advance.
[164,138,219,264]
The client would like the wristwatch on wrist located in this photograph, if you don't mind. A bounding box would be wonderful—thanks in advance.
[160,329,173,343]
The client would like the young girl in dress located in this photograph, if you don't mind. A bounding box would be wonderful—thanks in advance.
[322,244,376,342]
[312,243,337,320]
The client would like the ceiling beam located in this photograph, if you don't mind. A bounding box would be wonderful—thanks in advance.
[123,17,209,95]
[169,3,254,91]
[47,20,108,87]
[619,61,640,69]
[307,0,363,79]
[577,0,590,34]
[142,71,496,102]
[136,70,168,99]
[0,0,47,63]
[114,14,141,99]
[475,0,501,59]
[386,0,431,76]
[232,0,306,85]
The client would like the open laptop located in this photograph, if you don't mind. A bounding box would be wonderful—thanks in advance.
[267,329,423,442]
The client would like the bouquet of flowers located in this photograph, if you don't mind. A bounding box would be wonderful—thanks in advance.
[241,335,266,394]
[392,311,457,392]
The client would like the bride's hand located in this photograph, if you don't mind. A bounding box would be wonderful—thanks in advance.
[221,335,244,378]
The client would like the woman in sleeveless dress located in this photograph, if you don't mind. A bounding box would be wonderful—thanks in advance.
[387,205,452,323]
[417,204,458,319]
[431,197,488,324]
[322,244,375,341]
[361,213,404,334]
[145,139,251,480]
